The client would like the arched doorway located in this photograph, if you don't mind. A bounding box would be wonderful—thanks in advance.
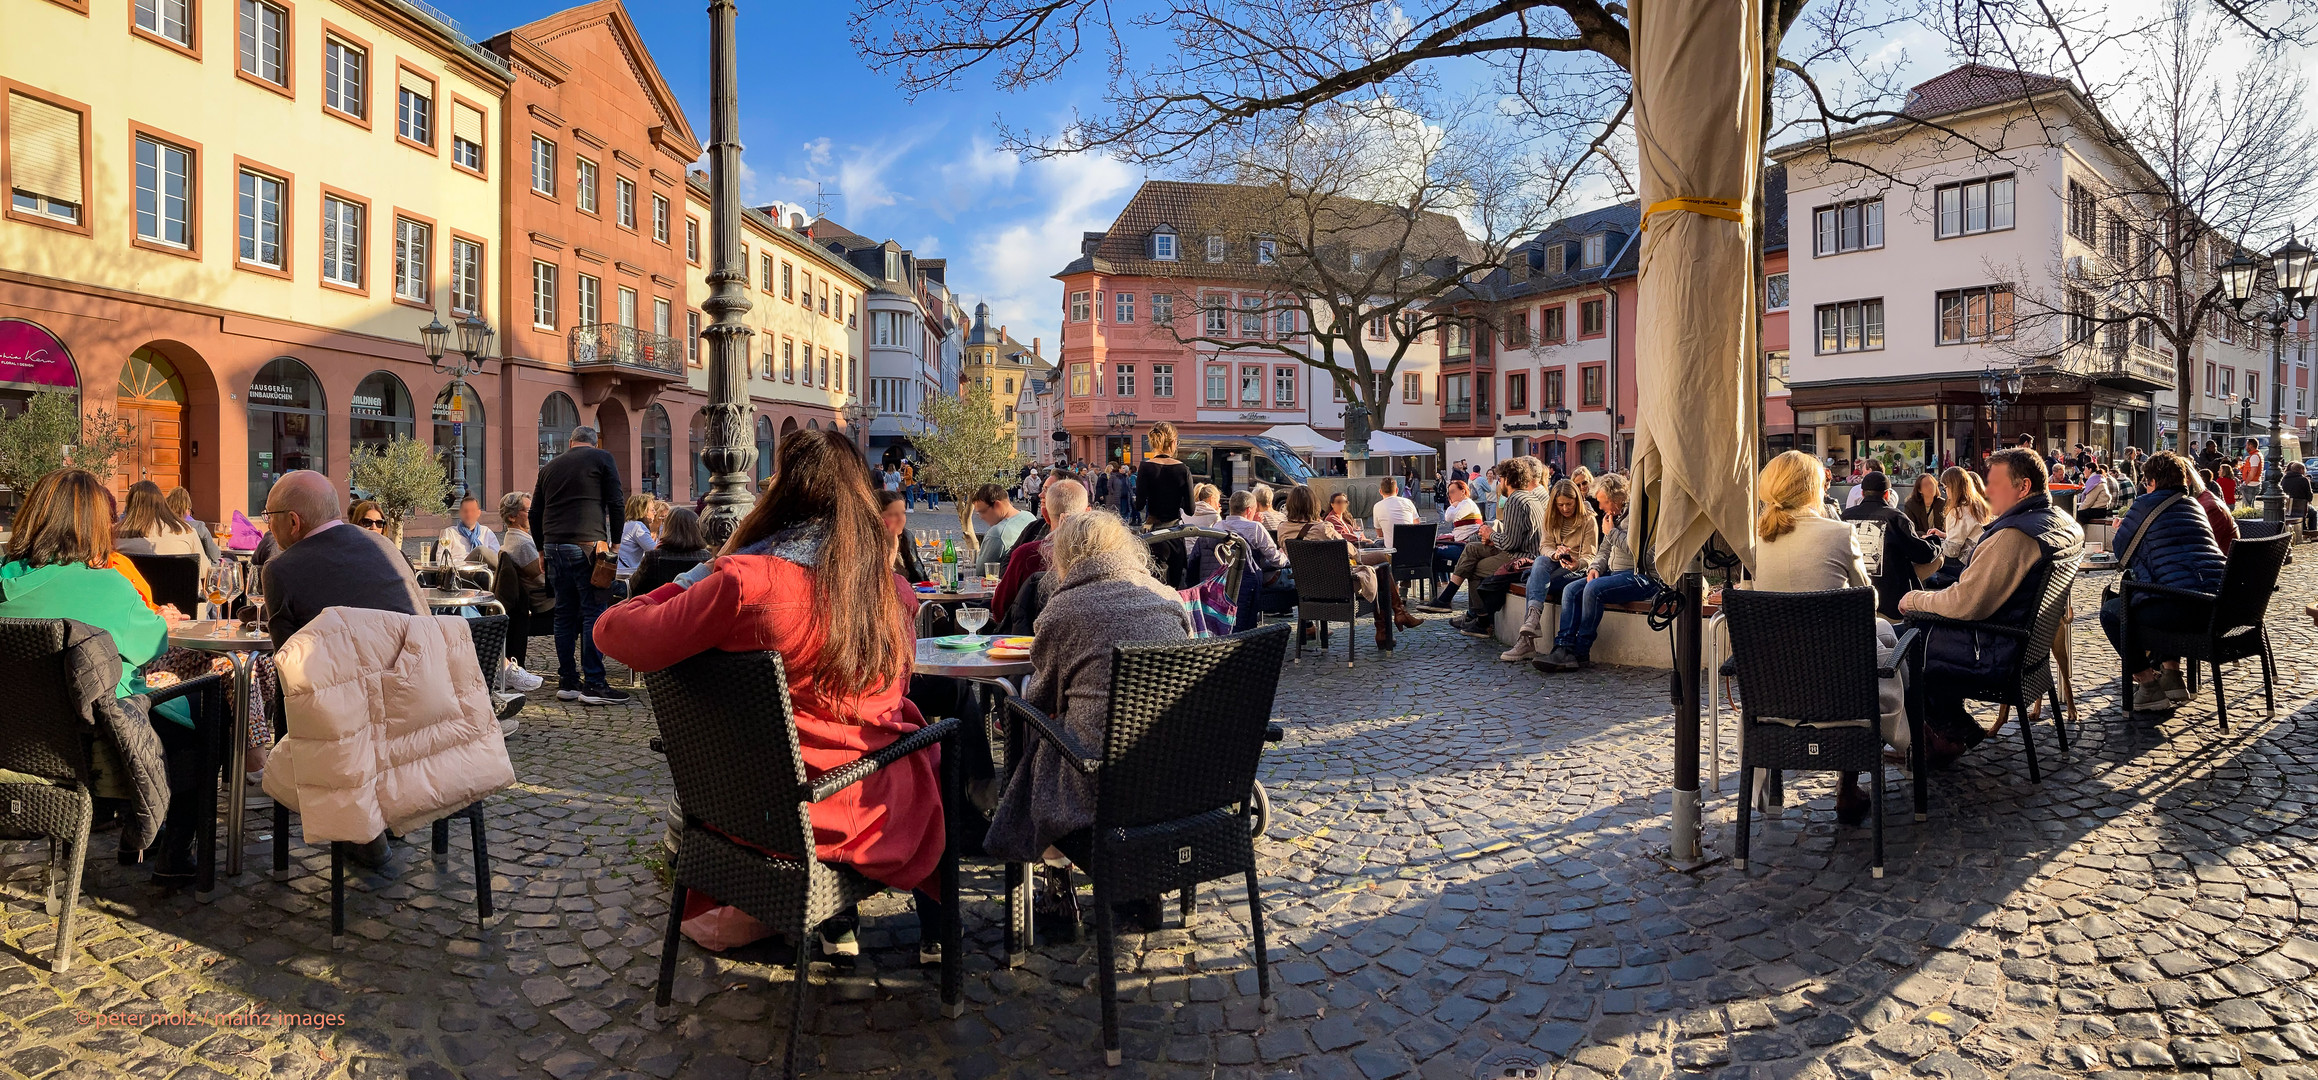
[641,403,672,498]
[248,357,326,511]
[538,392,579,466]
[689,411,709,501]
[434,384,484,508]
[113,348,186,502]
[754,414,775,486]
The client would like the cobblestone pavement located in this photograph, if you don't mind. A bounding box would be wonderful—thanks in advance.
[4,557,2317,1080]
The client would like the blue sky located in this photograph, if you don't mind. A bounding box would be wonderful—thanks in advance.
[458,0,1145,357]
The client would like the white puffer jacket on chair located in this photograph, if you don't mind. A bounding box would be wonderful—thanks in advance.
[262,606,514,843]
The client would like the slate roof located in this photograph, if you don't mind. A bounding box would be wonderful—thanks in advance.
[1055,180,1472,282]
[1769,64,2082,159]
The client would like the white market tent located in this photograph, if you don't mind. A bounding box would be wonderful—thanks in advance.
[1258,424,1344,457]
[1317,430,1438,459]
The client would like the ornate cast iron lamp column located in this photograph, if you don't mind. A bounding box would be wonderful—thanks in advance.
[698,0,756,544]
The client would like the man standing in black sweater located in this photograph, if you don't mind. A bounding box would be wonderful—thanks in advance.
[534,426,628,705]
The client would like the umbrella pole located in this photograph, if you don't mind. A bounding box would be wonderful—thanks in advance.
[1669,569,1709,868]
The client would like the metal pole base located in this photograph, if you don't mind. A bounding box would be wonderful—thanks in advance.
[1661,788,1721,873]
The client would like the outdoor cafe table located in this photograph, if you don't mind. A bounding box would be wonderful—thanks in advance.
[913,583,994,635]
[912,634,1035,964]
[166,619,273,892]
[425,587,501,614]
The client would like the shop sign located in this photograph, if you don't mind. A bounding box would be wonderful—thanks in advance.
[1869,405,1937,422]
[1796,408,1863,426]
[0,318,78,390]
[249,383,298,403]
[350,394,384,415]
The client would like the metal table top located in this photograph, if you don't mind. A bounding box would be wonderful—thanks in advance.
[914,636,1032,678]
[912,585,994,605]
[425,588,497,609]
[168,620,275,651]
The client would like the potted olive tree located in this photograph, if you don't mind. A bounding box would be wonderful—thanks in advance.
[348,434,451,547]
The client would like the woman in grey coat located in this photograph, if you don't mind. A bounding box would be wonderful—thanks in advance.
[983,508,1190,873]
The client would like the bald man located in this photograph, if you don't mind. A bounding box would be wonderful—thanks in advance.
[259,470,427,650]
[990,478,1089,621]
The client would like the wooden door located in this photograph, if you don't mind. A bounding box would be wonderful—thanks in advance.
[112,349,187,500]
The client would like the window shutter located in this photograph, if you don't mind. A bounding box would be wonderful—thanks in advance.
[8,94,82,203]
[399,68,431,96]
[453,102,482,144]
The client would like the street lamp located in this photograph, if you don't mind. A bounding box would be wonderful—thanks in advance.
[419,313,493,505]
[1980,361,2024,455]
[1104,408,1139,464]
[840,391,877,452]
[694,0,757,544]
[2223,233,2313,523]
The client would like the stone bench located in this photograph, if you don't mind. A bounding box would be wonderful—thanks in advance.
[1485,582,1726,669]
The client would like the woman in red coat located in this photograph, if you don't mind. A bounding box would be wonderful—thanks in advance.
[596,428,941,958]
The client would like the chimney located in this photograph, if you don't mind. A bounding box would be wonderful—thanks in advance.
[1000,325,1007,342]
[1033,337,1040,357]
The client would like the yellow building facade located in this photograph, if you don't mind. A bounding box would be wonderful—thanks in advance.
[1,0,511,520]
[676,179,866,486]
[960,301,1050,444]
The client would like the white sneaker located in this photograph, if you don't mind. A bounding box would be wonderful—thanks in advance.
[499,718,521,737]
[502,663,543,692]
[2131,681,2177,713]
[2159,669,2190,703]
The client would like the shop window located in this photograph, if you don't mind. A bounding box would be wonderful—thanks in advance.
[248,356,327,510]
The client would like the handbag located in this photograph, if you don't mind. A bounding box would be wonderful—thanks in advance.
[589,546,617,589]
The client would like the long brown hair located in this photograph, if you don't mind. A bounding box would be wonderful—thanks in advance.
[119,480,191,539]
[1281,485,1322,523]
[725,428,907,703]
[5,469,117,569]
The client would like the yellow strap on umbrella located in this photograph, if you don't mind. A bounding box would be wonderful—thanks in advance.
[1638,197,1745,230]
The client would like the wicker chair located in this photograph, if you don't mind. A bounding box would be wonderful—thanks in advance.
[1388,522,1440,604]
[1723,589,1912,879]
[0,619,224,970]
[2119,532,2289,731]
[1283,538,1370,666]
[1001,623,1291,1066]
[644,649,962,1078]
[124,552,203,613]
[1901,553,2079,817]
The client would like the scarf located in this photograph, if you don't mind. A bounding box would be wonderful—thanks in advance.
[731,521,830,567]
[456,523,484,547]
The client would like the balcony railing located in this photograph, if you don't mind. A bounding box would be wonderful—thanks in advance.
[569,323,682,377]
[1443,404,1473,423]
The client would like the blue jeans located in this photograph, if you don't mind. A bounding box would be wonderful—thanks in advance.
[1523,557,1584,615]
[545,544,610,689]
[1554,570,1656,658]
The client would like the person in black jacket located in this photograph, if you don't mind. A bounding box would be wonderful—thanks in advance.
[1839,471,1937,618]
[533,426,628,705]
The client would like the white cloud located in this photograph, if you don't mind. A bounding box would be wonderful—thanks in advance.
[963,153,1141,357]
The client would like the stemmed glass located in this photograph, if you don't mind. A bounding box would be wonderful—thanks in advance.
[955,605,990,643]
[245,578,267,636]
[203,561,242,622]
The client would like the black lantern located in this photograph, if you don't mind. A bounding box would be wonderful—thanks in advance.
[419,316,451,363]
[2222,249,2263,311]
[456,314,495,361]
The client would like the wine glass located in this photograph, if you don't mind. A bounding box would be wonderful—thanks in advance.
[203,561,240,621]
[955,605,990,642]
[246,583,266,635]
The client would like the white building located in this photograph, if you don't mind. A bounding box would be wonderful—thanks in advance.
[1771,64,2276,469]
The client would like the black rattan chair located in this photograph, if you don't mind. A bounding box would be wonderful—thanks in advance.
[1723,589,1912,879]
[1902,553,2079,817]
[2119,532,2289,731]
[629,551,710,596]
[464,612,524,722]
[124,552,203,613]
[1002,623,1291,1067]
[0,619,225,970]
[1283,538,1369,666]
[645,649,961,1078]
[1388,522,1439,604]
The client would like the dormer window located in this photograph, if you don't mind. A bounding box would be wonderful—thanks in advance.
[1206,235,1224,262]
[885,249,901,281]
[1256,237,1276,265]
[1581,234,1606,268]
[1151,228,1176,261]
[1547,244,1568,275]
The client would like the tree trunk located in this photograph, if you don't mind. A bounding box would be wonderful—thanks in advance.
[2176,341,2194,453]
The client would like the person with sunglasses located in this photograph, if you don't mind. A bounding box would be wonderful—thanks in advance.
[348,500,389,534]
